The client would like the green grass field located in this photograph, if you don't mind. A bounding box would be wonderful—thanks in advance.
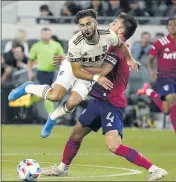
[2,125,176,181]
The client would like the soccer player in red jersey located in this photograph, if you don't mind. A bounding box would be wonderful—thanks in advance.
[42,13,167,180]
[137,18,176,132]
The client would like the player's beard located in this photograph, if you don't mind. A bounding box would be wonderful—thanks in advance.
[84,30,98,45]
[83,30,94,40]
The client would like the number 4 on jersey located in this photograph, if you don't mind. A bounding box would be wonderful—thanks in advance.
[106,112,114,126]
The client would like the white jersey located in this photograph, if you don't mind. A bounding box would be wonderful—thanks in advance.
[53,29,121,100]
[68,29,121,67]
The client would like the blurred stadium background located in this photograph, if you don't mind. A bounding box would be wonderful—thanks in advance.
[2,0,176,181]
[2,0,175,129]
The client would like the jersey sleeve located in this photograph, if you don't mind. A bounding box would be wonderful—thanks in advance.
[29,44,37,61]
[67,39,81,62]
[104,52,119,66]
[149,41,160,57]
[108,29,121,47]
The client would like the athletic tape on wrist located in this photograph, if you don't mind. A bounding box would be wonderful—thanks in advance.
[93,75,100,82]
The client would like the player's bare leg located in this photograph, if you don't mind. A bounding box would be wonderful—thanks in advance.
[50,91,83,120]
[137,83,169,113]
[8,81,67,102]
[66,91,83,110]
[24,83,67,101]
[105,130,168,181]
[137,83,176,132]
[166,94,176,132]
[41,91,83,138]
[41,121,91,176]
[45,84,67,101]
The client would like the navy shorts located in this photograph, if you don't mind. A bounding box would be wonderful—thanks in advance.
[79,98,125,137]
[156,77,176,101]
[37,71,54,86]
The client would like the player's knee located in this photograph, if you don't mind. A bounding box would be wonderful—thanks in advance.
[106,139,122,153]
[105,130,122,153]
[66,97,82,110]
[47,89,63,101]
[107,143,121,153]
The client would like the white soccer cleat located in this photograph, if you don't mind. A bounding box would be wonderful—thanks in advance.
[41,165,68,176]
[147,168,168,181]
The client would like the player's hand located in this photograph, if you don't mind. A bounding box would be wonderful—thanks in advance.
[53,55,65,65]
[97,76,113,90]
[150,71,158,81]
[127,59,141,72]
[28,71,34,81]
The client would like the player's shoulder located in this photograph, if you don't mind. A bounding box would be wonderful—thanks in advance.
[155,35,170,47]
[69,31,84,46]
[97,29,111,35]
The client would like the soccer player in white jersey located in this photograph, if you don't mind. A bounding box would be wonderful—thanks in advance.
[8,10,140,138]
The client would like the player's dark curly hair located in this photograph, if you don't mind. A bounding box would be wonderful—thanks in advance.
[118,12,138,40]
[76,9,97,23]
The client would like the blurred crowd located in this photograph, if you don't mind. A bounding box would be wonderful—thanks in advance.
[1,29,65,85]
[36,0,176,24]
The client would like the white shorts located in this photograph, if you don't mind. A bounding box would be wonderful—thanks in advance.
[52,59,76,90]
[53,59,95,100]
[72,79,94,100]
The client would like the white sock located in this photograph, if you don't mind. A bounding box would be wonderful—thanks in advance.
[148,165,158,173]
[50,105,67,120]
[25,84,51,99]
[146,88,153,96]
[50,102,75,120]
[58,162,69,172]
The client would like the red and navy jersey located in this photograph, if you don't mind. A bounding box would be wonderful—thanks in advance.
[90,45,130,108]
[150,34,176,79]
